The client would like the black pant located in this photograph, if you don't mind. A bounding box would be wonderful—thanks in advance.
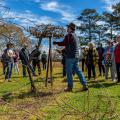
[32,61,41,75]
[87,63,96,79]
[42,62,46,70]
[2,62,6,74]
[116,63,120,82]
[82,59,85,71]
[63,64,66,77]
[98,61,105,75]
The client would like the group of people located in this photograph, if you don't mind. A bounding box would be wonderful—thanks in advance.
[1,22,120,92]
[1,43,47,81]
[81,38,120,83]
[54,22,120,92]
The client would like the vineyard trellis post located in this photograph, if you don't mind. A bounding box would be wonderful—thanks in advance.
[28,24,65,87]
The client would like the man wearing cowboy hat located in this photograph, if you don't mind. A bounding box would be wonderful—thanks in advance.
[53,22,88,92]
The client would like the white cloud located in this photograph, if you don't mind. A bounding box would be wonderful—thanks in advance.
[0,0,9,16]
[61,11,75,22]
[3,10,57,27]
[96,21,106,25]
[0,0,6,6]
[75,30,81,37]
[73,20,82,26]
[40,1,76,22]
[41,1,58,11]
[38,16,57,24]
[102,0,120,12]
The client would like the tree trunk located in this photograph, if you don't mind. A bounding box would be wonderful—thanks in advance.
[110,24,113,40]
[88,18,92,41]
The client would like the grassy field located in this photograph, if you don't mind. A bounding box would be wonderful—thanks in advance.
[0,62,120,120]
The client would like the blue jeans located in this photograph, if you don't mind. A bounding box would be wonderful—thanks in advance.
[66,58,87,88]
[5,62,13,80]
[22,61,35,77]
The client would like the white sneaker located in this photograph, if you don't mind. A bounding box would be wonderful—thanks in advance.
[113,79,117,82]
[5,79,8,82]
[8,79,12,82]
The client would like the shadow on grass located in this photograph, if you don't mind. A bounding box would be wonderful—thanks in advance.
[1,91,53,102]
[17,91,54,99]
[87,79,105,84]
[34,78,45,83]
[53,72,62,75]
[12,76,24,79]
[117,96,120,99]
[1,92,12,102]
[53,76,62,79]
[1,88,63,102]
[89,82,117,88]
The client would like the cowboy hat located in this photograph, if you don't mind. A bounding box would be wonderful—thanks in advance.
[67,22,76,30]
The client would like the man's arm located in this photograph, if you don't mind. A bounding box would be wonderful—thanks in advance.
[53,34,73,46]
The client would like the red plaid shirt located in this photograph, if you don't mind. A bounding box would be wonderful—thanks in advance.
[114,44,120,63]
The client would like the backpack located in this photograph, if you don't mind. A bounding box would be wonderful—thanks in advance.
[3,49,11,62]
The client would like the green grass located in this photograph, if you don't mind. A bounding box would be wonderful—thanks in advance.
[0,63,120,120]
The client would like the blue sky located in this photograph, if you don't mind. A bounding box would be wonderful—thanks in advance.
[1,0,119,50]
[2,0,120,27]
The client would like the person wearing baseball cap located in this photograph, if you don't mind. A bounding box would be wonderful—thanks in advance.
[114,35,120,83]
[53,22,88,92]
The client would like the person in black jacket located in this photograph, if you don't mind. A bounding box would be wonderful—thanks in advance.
[97,43,105,76]
[19,43,35,77]
[1,51,7,74]
[30,45,41,75]
[41,51,47,70]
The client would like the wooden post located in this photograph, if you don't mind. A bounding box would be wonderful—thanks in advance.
[49,37,53,86]
[27,66,36,93]
[45,37,53,87]
[28,24,65,87]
